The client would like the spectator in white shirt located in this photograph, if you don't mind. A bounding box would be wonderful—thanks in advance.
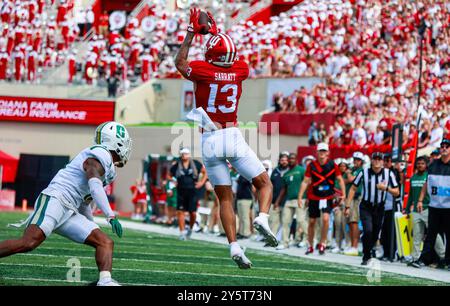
[352,121,367,147]
[429,120,444,149]
[294,60,307,77]
[86,8,95,34]
[76,9,87,36]
[373,125,385,145]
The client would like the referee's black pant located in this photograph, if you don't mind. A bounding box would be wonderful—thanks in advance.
[380,209,396,260]
[421,207,450,265]
[360,202,384,261]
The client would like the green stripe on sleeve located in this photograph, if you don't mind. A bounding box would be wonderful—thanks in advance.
[27,194,43,227]
[36,195,50,226]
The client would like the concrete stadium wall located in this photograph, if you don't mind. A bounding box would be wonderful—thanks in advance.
[116,77,324,125]
[0,77,323,125]
[0,83,109,100]
[0,122,306,212]
[115,79,183,123]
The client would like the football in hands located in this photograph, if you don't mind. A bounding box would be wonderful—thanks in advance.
[198,10,212,35]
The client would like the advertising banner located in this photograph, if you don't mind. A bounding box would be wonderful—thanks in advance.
[0,96,115,125]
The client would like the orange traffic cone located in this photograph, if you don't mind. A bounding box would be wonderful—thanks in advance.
[22,199,28,211]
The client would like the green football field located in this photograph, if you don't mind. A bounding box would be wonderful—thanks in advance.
[0,212,446,286]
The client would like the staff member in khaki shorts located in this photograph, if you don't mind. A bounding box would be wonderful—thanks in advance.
[344,152,365,256]
[274,153,306,250]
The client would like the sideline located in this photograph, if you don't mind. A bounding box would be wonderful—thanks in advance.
[95,217,450,284]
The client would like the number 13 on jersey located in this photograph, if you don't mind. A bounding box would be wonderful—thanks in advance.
[207,84,238,114]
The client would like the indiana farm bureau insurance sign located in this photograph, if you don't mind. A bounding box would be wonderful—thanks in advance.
[0,96,115,125]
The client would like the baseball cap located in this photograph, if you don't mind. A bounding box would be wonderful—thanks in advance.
[431,149,440,156]
[383,153,392,160]
[353,152,364,160]
[317,143,329,151]
[279,151,290,158]
[441,139,450,147]
[179,147,190,154]
[371,152,383,159]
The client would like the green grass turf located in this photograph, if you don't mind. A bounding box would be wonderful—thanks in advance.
[0,212,447,286]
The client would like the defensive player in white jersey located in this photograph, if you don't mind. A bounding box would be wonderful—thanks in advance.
[0,121,132,286]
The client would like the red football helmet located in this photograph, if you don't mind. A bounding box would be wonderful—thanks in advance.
[204,33,237,67]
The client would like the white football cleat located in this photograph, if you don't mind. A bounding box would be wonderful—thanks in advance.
[231,251,253,269]
[253,216,278,247]
[97,277,121,286]
[343,247,359,256]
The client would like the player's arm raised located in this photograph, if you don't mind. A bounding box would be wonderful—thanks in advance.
[84,158,123,238]
[175,8,200,78]
[175,32,195,78]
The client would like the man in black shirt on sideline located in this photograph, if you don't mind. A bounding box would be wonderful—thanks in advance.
[170,147,207,240]
[346,152,400,265]
[418,139,450,270]
[268,153,289,236]
[236,175,255,239]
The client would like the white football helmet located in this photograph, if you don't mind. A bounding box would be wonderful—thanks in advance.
[94,121,132,167]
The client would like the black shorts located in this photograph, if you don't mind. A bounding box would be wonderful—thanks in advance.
[308,199,333,218]
[177,189,198,212]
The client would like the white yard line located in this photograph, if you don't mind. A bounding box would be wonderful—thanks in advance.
[0,263,363,286]
[0,275,159,286]
[94,218,450,284]
[0,276,91,285]
[12,252,365,277]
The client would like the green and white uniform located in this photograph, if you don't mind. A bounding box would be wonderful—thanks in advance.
[26,146,116,243]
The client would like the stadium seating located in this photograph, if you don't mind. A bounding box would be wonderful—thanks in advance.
[0,0,79,83]
[1,0,448,151]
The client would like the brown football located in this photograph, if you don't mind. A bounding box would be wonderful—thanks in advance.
[198,10,211,35]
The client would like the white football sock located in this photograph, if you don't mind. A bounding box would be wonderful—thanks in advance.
[230,241,242,255]
[258,212,269,221]
[99,271,111,280]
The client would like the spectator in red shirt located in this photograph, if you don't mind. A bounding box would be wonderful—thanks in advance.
[130,178,148,221]
[99,11,109,37]
[27,47,37,82]
[340,121,353,146]
[0,48,8,80]
[68,50,77,83]
[13,47,24,81]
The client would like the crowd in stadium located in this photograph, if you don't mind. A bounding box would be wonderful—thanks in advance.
[77,0,449,85]
[0,0,80,82]
[265,0,449,153]
[1,0,447,153]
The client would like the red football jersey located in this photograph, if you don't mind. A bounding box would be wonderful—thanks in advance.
[186,60,249,126]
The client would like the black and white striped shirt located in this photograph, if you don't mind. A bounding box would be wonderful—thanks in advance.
[353,167,399,206]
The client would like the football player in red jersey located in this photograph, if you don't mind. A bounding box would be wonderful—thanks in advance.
[175,8,278,269]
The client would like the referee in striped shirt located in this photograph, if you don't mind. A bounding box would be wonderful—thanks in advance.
[345,152,400,265]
